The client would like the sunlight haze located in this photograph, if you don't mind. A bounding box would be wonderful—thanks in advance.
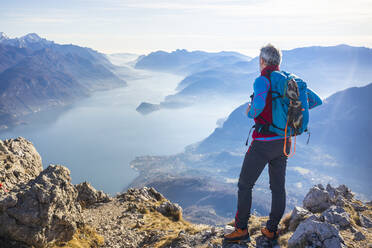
[1,0,371,56]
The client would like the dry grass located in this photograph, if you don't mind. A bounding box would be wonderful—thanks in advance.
[280,212,292,233]
[135,201,209,248]
[278,231,293,247]
[343,203,361,227]
[341,204,372,248]
[248,215,263,236]
[50,226,104,248]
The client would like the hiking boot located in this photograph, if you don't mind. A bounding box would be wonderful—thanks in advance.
[261,227,279,240]
[224,228,250,242]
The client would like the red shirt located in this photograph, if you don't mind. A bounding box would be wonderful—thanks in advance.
[252,65,280,139]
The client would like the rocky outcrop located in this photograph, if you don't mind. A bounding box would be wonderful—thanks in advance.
[0,137,42,190]
[83,187,223,248]
[288,216,345,248]
[286,184,372,248]
[321,206,350,229]
[0,165,82,247]
[303,184,332,213]
[76,181,111,206]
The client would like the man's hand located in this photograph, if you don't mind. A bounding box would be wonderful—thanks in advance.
[246,103,251,116]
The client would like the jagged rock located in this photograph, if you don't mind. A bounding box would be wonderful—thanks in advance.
[156,201,183,221]
[321,206,351,228]
[359,213,372,228]
[326,184,354,202]
[335,185,354,200]
[317,183,325,190]
[0,137,42,190]
[289,206,313,231]
[353,231,366,241]
[76,181,111,206]
[288,217,345,248]
[120,187,165,203]
[0,165,82,248]
[2,138,370,248]
[326,184,338,201]
[303,184,332,213]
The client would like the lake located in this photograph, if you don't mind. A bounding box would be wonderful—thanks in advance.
[0,69,245,194]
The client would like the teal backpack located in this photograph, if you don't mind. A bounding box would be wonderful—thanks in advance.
[269,70,309,136]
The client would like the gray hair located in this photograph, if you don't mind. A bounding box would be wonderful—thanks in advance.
[259,44,282,66]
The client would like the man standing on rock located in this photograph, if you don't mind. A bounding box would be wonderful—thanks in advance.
[224,44,322,242]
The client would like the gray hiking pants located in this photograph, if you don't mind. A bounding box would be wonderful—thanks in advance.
[235,138,289,232]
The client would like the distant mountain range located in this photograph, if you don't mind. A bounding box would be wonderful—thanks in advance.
[135,49,251,75]
[135,45,372,114]
[0,32,126,128]
[129,83,372,224]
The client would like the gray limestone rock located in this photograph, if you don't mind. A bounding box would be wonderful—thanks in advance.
[289,206,313,231]
[321,206,351,228]
[326,184,355,203]
[288,217,345,248]
[0,165,82,248]
[156,201,183,221]
[303,184,332,213]
[76,181,111,206]
[336,185,354,200]
[120,187,165,203]
[0,137,43,191]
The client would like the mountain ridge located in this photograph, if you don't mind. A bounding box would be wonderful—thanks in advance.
[135,44,372,115]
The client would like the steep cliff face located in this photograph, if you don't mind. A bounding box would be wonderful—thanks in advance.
[0,137,371,248]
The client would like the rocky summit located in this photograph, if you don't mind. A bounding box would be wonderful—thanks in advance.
[0,137,371,248]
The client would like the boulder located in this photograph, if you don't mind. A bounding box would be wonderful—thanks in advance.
[156,201,183,221]
[120,187,165,203]
[321,206,351,228]
[0,137,43,190]
[0,165,82,248]
[289,206,313,231]
[303,184,332,213]
[288,217,345,248]
[76,181,111,206]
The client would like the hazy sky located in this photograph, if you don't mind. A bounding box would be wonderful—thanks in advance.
[1,0,371,56]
